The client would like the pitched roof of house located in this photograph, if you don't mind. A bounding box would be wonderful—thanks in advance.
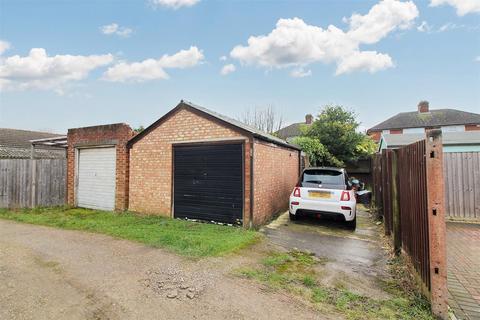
[276,122,304,140]
[0,128,64,148]
[380,132,480,149]
[129,100,300,150]
[368,109,480,132]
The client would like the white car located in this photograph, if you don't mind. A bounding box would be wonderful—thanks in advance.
[289,167,357,229]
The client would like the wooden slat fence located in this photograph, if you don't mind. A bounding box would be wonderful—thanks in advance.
[0,159,66,208]
[372,131,447,319]
[397,140,430,290]
[381,149,394,235]
[443,152,480,221]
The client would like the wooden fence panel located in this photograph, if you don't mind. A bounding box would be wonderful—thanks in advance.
[397,140,430,290]
[0,159,66,208]
[381,149,394,235]
[443,152,480,220]
[372,131,447,319]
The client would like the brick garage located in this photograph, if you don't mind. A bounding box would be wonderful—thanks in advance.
[67,123,135,211]
[128,101,300,227]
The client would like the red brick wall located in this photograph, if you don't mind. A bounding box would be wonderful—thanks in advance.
[67,123,134,211]
[389,129,403,134]
[368,131,381,142]
[252,139,300,226]
[129,108,251,221]
[465,124,480,131]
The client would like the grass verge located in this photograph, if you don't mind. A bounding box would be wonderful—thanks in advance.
[236,250,434,320]
[0,207,260,258]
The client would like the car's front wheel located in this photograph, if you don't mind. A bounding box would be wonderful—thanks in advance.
[346,215,356,230]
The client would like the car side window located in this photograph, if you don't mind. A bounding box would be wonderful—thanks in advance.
[345,173,352,189]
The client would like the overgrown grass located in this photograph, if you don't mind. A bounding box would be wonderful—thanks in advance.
[236,250,434,320]
[0,207,260,258]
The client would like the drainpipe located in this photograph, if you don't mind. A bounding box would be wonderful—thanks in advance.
[249,138,255,229]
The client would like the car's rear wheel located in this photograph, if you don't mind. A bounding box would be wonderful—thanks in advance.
[289,212,297,221]
[346,215,356,230]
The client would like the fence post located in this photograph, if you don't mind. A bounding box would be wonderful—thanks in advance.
[425,129,447,319]
[30,159,37,208]
[391,150,401,255]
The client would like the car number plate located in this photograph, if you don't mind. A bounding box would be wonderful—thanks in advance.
[308,191,331,199]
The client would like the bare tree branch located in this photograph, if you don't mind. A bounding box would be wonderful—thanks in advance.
[238,105,284,134]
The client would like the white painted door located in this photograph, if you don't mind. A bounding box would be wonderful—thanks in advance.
[77,147,116,210]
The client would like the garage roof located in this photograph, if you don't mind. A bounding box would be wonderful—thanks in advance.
[129,100,300,150]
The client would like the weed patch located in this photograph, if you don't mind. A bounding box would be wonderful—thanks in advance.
[0,207,260,258]
[236,250,434,320]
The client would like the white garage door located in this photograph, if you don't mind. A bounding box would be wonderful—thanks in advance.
[77,147,116,210]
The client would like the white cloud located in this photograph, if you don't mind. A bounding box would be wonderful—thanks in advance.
[335,51,393,75]
[150,0,200,9]
[219,55,227,61]
[290,67,312,78]
[230,0,418,76]
[103,46,204,82]
[0,40,11,55]
[430,0,480,16]
[438,22,464,31]
[0,48,113,91]
[100,23,133,38]
[417,21,468,33]
[475,56,480,62]
[220,64,236,75]
[346,0,418,44]
[417,21,433,32]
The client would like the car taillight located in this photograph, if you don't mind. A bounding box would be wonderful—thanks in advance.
[341,206,351,210]
[291,201,299,205]
[293,187,301,197]
[341,191,350,201]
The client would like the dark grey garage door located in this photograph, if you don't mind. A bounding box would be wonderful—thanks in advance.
[173,143,243,224]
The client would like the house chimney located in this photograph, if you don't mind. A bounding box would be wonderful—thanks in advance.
[305,114,313,124]
[418,101,429,113]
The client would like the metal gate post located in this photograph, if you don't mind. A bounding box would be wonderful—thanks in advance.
[425,129,447,319]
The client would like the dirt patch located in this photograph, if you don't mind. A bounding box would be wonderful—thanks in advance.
[141,266,211,300]
[0,219,322,320]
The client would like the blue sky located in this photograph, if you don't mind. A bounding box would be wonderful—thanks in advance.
[0,0,479,134]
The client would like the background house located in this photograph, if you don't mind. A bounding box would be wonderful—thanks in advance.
[275,114,313,142]
[0,128,66,159]
[378,131,480,153]
[367,101,480,142]
[378,130,480,222]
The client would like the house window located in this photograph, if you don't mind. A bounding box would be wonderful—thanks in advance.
[441,125,465,133]
[382,130,390,134]
[403,127,425,134]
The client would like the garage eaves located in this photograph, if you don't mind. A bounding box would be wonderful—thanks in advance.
[128,100,301,151]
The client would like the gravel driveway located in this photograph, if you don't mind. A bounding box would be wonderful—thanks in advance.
[0,219,322,320]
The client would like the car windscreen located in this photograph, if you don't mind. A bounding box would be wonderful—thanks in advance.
[302,169,345,188]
